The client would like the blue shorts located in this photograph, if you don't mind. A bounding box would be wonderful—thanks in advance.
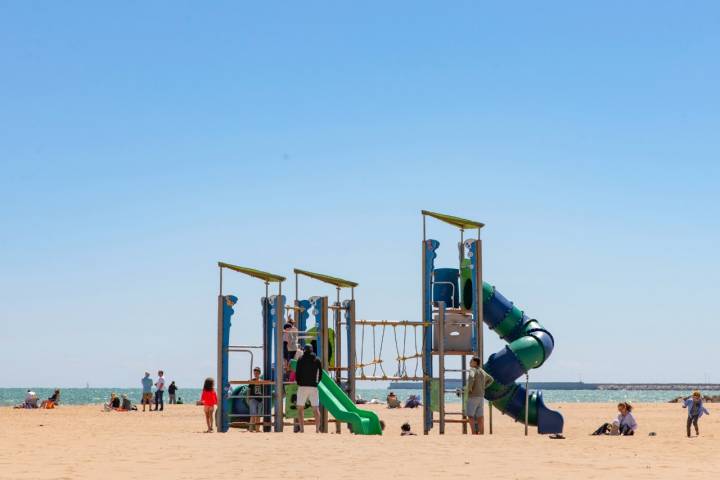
[248,398,263,416]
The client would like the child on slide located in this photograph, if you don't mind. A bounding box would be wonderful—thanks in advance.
[683,390,709,437]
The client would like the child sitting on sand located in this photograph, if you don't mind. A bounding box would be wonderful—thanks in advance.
[200,378,218,433]
[401,422,416,436]
[591,402,637,436]
[683,390,710,437]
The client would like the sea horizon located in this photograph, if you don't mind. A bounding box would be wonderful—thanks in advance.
[4,386,717,407]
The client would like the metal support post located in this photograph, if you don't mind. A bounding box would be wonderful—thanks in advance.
[438,302,446,435]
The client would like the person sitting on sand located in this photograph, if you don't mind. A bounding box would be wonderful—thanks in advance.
[386,392,401,409]
[400,422,416,436]
[41,389,61,409]
[592,402,637,436]
[404,394,421,409]
[104,392,121,411]
[13,390,39,409]
[683,390,710,437]
[120,394,134,411]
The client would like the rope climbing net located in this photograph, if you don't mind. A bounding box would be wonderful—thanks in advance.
[355,320,430,381]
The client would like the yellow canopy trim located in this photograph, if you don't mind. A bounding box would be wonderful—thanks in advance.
[421,210,484,230]
[218,262,286,283]
[293,268,358,288]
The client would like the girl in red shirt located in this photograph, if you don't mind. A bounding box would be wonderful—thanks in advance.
[201,378,218,432]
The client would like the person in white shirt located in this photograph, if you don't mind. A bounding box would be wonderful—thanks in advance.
[26,390,38,408]
[154,370,166,411]
[591,402,638,436]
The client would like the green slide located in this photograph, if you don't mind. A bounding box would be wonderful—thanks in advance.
[317,370,383,435]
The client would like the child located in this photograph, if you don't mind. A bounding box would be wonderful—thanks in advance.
[248,367,264,433]
[283,318,298,369]
[401,422,416,436]
[201,378,218,433]
[683,390,710,437]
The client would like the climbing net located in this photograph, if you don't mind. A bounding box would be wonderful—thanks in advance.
[356,320,427,381]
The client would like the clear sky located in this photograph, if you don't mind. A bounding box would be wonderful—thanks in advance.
[1,1,718,387]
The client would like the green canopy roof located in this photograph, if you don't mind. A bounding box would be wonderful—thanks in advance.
[421,210,485,230]
[218,262,286,283]
[293,268,358,288]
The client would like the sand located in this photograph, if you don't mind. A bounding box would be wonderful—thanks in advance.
[1,402,717,479]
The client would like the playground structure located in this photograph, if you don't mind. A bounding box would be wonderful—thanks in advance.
[420,210,564,435]
[215,210,564,435]
[216,263,382,435]
[216,262,285,432]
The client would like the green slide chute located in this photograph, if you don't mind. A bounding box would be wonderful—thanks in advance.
[318,370,383,435]
[289,359,382,435]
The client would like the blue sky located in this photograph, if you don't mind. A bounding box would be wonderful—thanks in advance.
[1,1,718,387]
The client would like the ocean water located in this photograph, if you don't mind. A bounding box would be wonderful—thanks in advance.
[2,387,716,406]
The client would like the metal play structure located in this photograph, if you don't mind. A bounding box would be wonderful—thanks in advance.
[216,262,382,435]
[421,210,564,435]
[421,210,484,434]
[290,268,358,434]
[214,209,564,436]
[216,262,285,432]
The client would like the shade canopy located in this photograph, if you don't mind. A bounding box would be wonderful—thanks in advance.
[293,268,358,288]
[218,262,286,283]
[421,209,484,230]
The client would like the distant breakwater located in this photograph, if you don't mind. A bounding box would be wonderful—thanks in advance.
[388,381,720,391]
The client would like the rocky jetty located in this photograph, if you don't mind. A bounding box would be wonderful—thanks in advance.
[669,395,720,403]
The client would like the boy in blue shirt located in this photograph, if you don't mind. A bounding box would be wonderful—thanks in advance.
[683,390,709,437]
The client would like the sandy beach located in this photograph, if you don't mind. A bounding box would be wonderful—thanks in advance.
[2,402,717,479]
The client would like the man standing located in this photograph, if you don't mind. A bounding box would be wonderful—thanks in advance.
[295,345,322,433]
[154,370,165,411]
[168,381,177,404]
[466,356,493,435]
[141,372,153,412]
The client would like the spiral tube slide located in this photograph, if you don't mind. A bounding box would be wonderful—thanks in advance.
[480,283,564,434]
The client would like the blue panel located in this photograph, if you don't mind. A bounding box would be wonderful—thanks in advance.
[308,296,324,359]
[530,329,555,362]
[297,299,311,348]
[536,391,564,434]
[468,239,480,353]
[433,268,459,308]
[231,385,250,417]
[422,239,438,433]
[483,290,513,329]
[484,346,525,385]
[220,295,237,432]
